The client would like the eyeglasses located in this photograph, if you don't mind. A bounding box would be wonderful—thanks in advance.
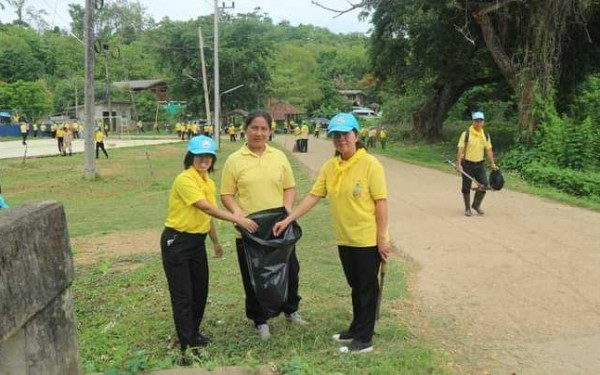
[331,131,352,140]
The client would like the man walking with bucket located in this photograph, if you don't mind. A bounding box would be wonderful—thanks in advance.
[456,111,499,216]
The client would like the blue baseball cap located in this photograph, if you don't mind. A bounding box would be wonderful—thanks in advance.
[472,111,485,120]
[327,113,360,133]
[188,135,216,155]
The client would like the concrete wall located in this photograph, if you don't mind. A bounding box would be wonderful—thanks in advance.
[0,201,80,375]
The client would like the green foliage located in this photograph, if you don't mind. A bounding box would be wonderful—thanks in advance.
[569,74,600,124]
[498,143,542,172]
[521,163,600,198]
[538,111,596,171]
[0,79,53,120]
[271,44,321,110]
[448,84,517,123]
[305,81,351,118]
[0,25,45,82]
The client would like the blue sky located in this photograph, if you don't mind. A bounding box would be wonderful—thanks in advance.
[0,0,370,34]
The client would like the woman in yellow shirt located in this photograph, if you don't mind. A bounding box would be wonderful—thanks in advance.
[162,135,257,355]
[273,112,391,354]
[221,111,306,341]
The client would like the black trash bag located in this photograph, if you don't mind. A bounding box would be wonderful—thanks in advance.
[237,207,302,317]
[489,169,505,191]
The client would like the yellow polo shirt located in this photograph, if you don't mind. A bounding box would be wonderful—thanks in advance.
[220,144,295,214]
[56,129,65,138]
[310,152,387,247]
[165,168,216,233]
[300,124,309,139]
[458,126,492,162]
[95,131,105,142]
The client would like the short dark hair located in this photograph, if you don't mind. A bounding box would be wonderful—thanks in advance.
[244,110,272,130]
[183,151,216,173]
[334,129,366,157]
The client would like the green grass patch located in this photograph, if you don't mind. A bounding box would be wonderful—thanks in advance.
[1,140,452,374]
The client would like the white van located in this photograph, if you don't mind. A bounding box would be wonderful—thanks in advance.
[352,107,379,119]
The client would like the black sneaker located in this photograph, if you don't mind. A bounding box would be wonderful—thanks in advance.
[193,333,210,346]
[339,340,373,354]
[332,331,353,343]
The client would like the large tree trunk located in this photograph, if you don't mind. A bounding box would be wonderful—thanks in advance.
[412,83,463,141]
[473,0,582,140]
[412,76,501,141]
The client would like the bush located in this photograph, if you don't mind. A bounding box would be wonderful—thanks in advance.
[521,162,600,197]
[499,143,542,172]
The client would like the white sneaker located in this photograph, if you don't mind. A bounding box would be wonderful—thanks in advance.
[256,324,271,341]
[285,312,308,325]
[339,340,373,354]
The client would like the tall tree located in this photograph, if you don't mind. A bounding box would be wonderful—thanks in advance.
[349,0,600,139]
[368,1,499,140]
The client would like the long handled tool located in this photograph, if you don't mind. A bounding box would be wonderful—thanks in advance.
[444,159,489,191]
[22,141,28,164]
[376,261,387,321]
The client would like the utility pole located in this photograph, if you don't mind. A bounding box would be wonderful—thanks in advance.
[213,0,234,150]
[84,0,96,179]
[198,26,211,124]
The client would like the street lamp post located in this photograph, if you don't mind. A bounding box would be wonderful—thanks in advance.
[217,84,244,149]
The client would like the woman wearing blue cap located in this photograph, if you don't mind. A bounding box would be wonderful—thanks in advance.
[272,112,391,354]
[456,111,498,216]
[161,135,258,356]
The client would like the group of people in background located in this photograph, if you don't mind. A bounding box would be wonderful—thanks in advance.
[162,110,390,363]
[19,120,84,143]
[361,126,388,149]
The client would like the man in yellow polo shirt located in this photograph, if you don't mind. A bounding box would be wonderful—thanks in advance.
[221,110,307,341]
[456,111,498,216]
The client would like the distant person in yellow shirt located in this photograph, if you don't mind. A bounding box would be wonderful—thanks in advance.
[161,135,257,357]
[270,120,277,141]
[379,127,388,149]
[227,124,237,142]
[63,125,74,156]
[56,125,66,153]
[95,127,109,159]
[299,122,309,153]
[20,121,28,145]
[456,111,498,216]
[273,112,391,354]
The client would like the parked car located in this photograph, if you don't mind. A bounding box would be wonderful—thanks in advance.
[352,107,379,119]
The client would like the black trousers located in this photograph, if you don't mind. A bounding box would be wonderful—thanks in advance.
[338,245,381,343]
[461,160,488,194]
[300,138,308,152]
[57,137,64,152]
[235,238,301,326]
[96,141,108,158]
[161,228,209,350]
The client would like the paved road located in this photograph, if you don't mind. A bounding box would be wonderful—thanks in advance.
[276,135,600,375]
[0,137,181,160]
